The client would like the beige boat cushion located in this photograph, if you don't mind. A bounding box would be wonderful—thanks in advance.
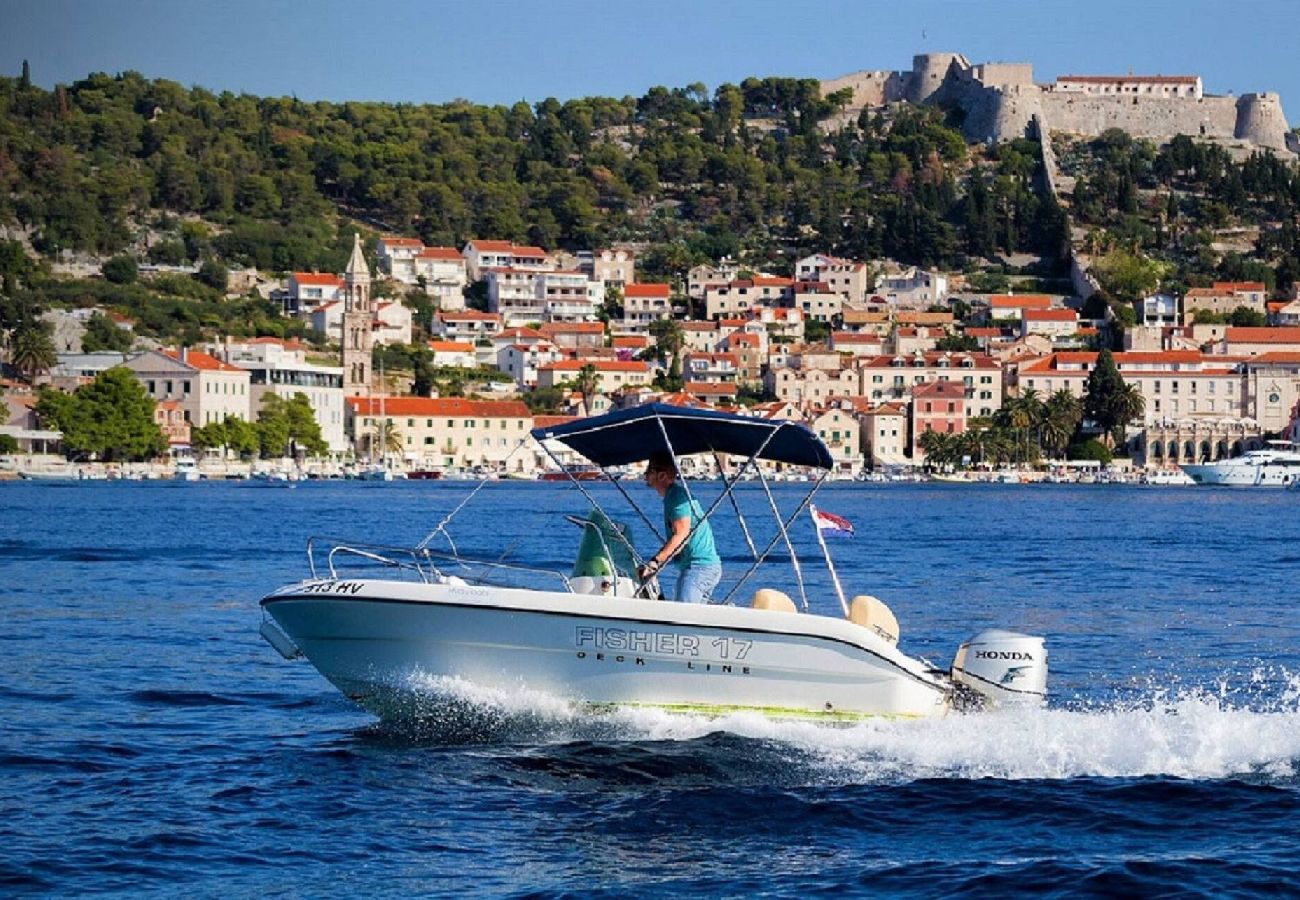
[849,594,899,645]
[751,588,797,613]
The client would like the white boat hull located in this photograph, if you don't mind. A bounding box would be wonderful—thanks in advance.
[261,579,953,721]
[1180,462,1300,486]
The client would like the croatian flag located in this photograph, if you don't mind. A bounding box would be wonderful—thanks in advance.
[812,507,854,538]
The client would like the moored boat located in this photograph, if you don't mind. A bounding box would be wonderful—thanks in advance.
[1180,442,1300,487]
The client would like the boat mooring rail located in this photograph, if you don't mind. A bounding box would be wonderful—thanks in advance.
[305,536,573,592]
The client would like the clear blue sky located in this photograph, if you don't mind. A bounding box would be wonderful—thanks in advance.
[4,0,1298,123]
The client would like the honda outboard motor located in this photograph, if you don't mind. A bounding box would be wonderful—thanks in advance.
[951,630,1047,708]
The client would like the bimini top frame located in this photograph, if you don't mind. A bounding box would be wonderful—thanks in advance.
[529,403,837,611]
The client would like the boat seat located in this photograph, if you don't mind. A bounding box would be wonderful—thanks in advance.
[750,588,797,613]
[848,594,899,645]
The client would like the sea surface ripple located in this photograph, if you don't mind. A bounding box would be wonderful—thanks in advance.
[2,480,1298,896]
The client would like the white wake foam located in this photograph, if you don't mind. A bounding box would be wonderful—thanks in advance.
[392,671,1300,782]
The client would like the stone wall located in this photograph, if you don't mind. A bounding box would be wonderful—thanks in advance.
[1040,93,1240,142]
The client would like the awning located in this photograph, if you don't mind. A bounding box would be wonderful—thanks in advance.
[530,403,833,469]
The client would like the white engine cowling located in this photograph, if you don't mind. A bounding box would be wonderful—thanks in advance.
[950,629,1047,707]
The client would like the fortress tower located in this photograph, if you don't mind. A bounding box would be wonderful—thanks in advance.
[1235,93,1292,152]
[340,232,372,394]
[906,52,969,104]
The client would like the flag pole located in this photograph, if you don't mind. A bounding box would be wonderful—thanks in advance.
[810,504,849,618]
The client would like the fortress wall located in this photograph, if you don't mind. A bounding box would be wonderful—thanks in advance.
[820,70,908,110]
[970,63,1035,89]
[1040,93,1240,140]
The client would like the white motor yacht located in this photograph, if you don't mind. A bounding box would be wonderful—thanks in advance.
[260,404,1047,723]
[1180,442,1300,487]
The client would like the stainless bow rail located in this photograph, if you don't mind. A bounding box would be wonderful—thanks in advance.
[305,536,574,593]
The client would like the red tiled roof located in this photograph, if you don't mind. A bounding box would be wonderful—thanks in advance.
[683,381,738,396]
[541,359,648,373]
[623,283,670,298]
[1058,74,1198,84]
[1225,327,1300,343]
[913,380,968,397]
[437,311,501,322]
[427,341,475,353]
[290,272,342,287]
[831,332,882,344]
[533,415,578,429]
[1213,281,1266,292]
[162,349,246,373]
[417,247,463,260]
[1024,309,1079,321]
[612,336,650,348]
[989,294,1052,309]
[540,322,604,334]
[380,236,422,247]
[347,397,531,417]
[468,240,513,252]
[1248,352,1300,364]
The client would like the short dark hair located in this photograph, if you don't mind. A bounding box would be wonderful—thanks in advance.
[646,451,677,474]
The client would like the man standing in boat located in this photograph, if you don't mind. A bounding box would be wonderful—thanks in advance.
[637,452,722,603]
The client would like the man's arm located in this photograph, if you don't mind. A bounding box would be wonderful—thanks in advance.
[640,514,691,579]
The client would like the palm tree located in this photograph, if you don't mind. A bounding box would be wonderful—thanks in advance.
[1041,389,1082,458]
[9,323,57,383]
[575,362,599,416]
[917,429,955,467]
[648,318,685,382]
[1004,388,1045,461]
[1110,382,1146,448]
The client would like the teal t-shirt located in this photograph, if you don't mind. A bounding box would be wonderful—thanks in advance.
[663,481,720,569]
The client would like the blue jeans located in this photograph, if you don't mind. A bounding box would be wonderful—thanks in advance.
[675,562,722,604]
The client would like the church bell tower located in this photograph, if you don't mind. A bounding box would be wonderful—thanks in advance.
[341,232,372,393]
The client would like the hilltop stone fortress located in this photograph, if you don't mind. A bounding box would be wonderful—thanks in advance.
[822,53,1295,154]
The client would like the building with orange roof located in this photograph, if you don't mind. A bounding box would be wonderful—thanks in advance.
[621,282,672,329]
[462,240,551,282]
[1184,287,1265,323]
[1221,326,1300,356]
[986,294,1053,322]
[1021,307,1080,338]
[432,310,503,342]
[286,272,343,315]
[536,359,652,394]
[539,321,605,350]
[682,352,739,385]
[911,381,967,460]
[704,278,794,320]
[427,341,478,368]
[123,348,252,434]
[848,400,909,468]
[496,341,563,389]
[860,352,1002,418]
[1015,350,1253,433]
[346,396,534,472]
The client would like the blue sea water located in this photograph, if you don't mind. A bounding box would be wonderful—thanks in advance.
[2,479,1299,896]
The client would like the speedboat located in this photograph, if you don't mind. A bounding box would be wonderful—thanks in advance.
[259,404,1047,723]
[1181,441,1300,487]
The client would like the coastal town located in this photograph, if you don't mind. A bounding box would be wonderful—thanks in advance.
[6,227,1300,482]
